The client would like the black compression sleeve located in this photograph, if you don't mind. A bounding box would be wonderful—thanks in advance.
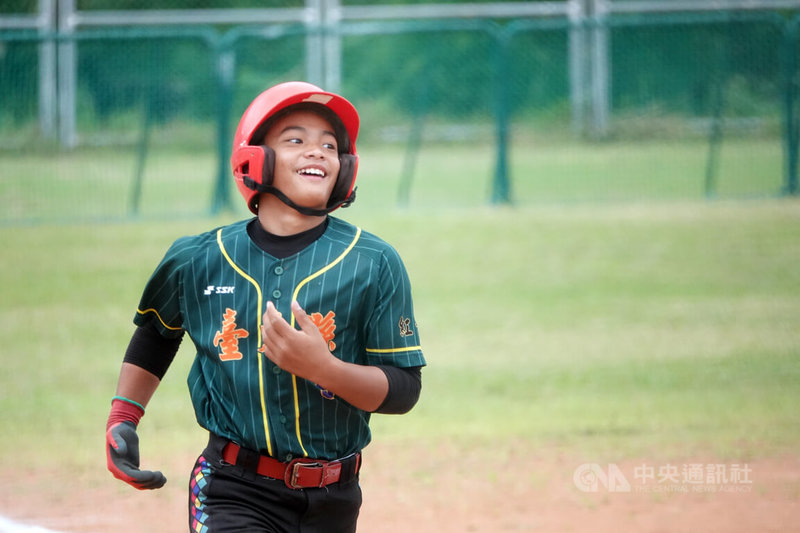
[123,321,183,380]
[374,365,422,415]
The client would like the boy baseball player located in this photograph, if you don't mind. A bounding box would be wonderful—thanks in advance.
[105,81,426,532]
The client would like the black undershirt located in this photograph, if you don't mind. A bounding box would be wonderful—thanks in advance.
[245,216,328,259]
[123,217,422,414]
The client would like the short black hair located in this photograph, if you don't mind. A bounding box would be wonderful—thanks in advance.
[251,102,351,154]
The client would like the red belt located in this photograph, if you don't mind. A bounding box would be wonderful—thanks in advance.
[221,441,361,489]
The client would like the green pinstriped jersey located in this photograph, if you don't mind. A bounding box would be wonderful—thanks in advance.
[133,216,425,461]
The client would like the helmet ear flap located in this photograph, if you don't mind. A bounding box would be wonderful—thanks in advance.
[235,145,276,192]
[232,145,277,213]
[329,153,358,209]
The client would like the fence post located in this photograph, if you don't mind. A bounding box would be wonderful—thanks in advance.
[212,39,236,214]
[704,19,735,199]
[305,0,324,86]
[491,24,512,205]
[784,16,799,196]
[57,0,78,148]
[568,0,588,136]
[397,75,430,207]
[590,0,610,138]
[323,0,342,93]
[37,0,57,140]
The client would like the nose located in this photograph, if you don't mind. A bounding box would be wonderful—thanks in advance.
[304,143,326,159]
[306,146,325,159]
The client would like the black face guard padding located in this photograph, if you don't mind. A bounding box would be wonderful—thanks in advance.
[241,146,357,217]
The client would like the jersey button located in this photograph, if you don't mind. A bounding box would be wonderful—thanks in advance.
[272,289,282,299]
[274,265,284,275]
[272,366,281,375]
[280,415,287,424]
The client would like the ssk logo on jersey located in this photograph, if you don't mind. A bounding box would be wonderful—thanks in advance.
[213,308,248,361]
[204,285,235,295]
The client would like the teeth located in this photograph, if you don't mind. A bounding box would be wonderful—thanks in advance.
[299,168,325,177]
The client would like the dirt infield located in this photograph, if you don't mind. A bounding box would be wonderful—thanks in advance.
[2,442,798,532]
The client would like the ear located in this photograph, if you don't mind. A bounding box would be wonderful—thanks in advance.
[329,154,358,208]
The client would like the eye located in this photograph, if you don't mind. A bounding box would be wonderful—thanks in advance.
[287,137,302,144]
[323,142,337,151]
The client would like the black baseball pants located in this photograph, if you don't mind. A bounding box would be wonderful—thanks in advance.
[189,436,362,533]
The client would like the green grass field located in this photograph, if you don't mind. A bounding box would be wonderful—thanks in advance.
[0,189,798,479]
[0,136,797,504]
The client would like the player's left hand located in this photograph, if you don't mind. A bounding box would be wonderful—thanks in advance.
[261,300,334,382]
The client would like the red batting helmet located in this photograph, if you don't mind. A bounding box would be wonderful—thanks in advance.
[231,81,360,215]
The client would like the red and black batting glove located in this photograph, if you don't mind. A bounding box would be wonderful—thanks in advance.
[105,396,166,490]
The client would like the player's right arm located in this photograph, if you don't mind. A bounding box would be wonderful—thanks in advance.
[105,362,166,490]
[105,323,183,490]
[113,362,161,414]
[106,233,195,489]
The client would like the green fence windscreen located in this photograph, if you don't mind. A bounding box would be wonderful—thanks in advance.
[1,9,798,224]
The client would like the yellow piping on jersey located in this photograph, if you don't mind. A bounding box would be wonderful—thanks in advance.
[289,226,362,457]
[366,346,422,354]
[216,228,273,457]
[136,308,183,331]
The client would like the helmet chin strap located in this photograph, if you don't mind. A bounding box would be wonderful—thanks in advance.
[243,177,354,217]
[261,185,335,217]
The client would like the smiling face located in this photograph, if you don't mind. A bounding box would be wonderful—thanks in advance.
[262,109,341,212]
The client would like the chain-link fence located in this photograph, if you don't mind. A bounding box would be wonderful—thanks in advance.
[503,11,790,203]
[1,3,799,223]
